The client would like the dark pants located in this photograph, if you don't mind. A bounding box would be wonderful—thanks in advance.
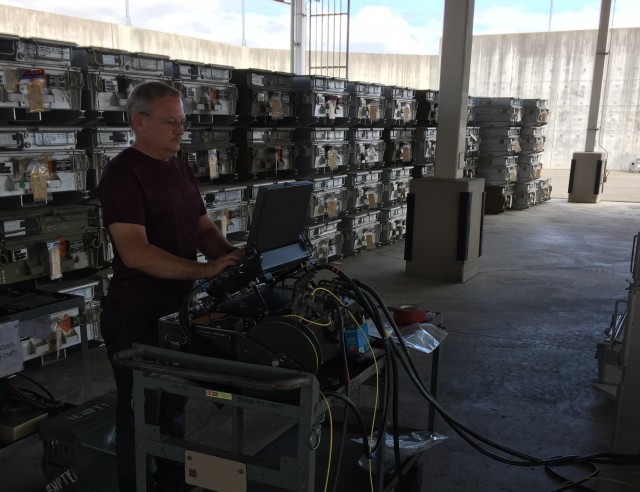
[100,304,187,492]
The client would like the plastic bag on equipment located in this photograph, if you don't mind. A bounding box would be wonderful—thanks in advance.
[354,430,447,473]
[370,322,447,354]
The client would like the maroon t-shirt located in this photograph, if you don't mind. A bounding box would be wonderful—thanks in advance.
[98,147,206,310]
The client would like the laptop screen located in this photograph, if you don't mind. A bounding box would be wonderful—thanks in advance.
[247,181,313,253]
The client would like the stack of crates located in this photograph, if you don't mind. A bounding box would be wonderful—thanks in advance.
[413,126,436,178]
[464,126,481,178]
[379,166,412,245]
[414,91,478,178]
[474,97,523,213]
[301,172,347,263]
[0,36,88,206]
[520,98,552,206]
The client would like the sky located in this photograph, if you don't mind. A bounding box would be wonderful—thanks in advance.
[2,0,640,55]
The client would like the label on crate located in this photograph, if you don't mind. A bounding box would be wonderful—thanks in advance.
[270,95,283,119]
[2,219,25,236]
[328,149,338,170]
[102,54,117,65]
[31,172,48,202]
[402,105,411,123]
[0,320,23,379]
[328,100,337,120]
[327,197,338,218]
[402,145,411,161]
[365,232,375,249]
[369,104,378,121]
[47,240,62,280]
[208,149,218,179]
[367,192,376,208]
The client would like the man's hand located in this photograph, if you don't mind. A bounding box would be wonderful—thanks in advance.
[201,248,245,278]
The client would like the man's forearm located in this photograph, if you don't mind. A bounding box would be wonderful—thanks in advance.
[198,227,234,259]
[124,243,213,280]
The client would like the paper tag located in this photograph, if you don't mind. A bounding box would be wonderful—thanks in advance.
[367,192,376,208]
[402,105,411,122]
[31,173,48,202]
[208,149,218,179]
[402,145,410,161]
[26,82,45,112]
[328,150,338,170]
[0,321,23,378]
[369,104,378,121]
[47,240,62,280]
[365,232,375,249]
[328,100,337,120]
[270,95,283,119]
[327,198,338,218]
[221,211,228,237]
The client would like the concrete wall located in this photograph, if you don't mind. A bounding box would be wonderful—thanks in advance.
[1,5,638,170]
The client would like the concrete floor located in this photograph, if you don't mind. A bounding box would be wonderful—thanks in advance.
[1,172,640,491]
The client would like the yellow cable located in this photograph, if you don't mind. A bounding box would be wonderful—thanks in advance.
[320,392,333,492]
[311,286,379,492]
[283,313,332,327]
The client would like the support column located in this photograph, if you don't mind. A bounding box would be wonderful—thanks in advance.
[569,0,611,203]
[290,0,306,75]
[405,0,485,283]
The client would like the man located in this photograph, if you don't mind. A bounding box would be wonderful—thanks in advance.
[98,81,243,492]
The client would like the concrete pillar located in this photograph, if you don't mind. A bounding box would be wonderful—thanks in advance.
[569,0,611,203]
[435,0,474,180]
[405,0,485,283]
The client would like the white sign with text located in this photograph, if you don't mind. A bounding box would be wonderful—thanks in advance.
[0,320,24,378]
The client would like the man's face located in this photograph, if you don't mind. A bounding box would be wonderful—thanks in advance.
[133,95,187,160]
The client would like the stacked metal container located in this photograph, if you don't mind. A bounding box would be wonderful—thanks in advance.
[474,97,523,213]
[379,166,412,245]
[165,60,237,125]
[72,47,169,123]
[234,127,296,180]
[0,36,87,206]
[414,90,437,178]
[231,69,296,181]
[200,184,249,242]
[301,173,347,264]
[0,35,83,122]
[291,75,350,263]
[334,82,386,256]
[520,99,552,207]
[414,91,478,178]
[77,126,134,190]
[294,127,350,175]
[179,126,236,184]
